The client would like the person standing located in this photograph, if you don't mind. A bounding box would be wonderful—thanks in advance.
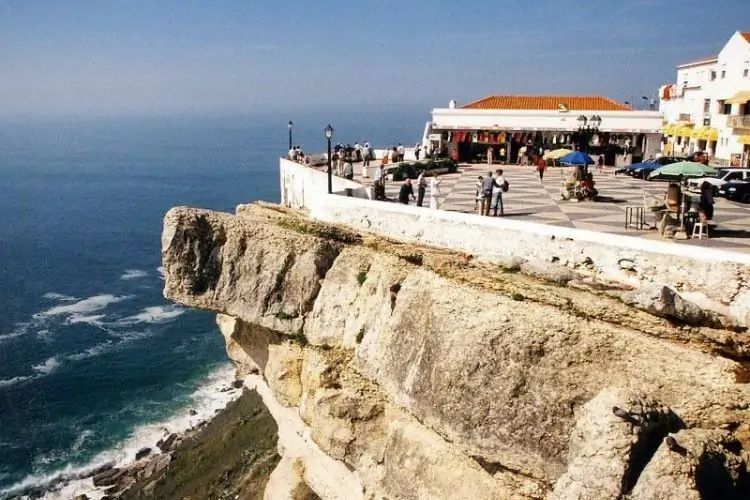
[475,176,483,211]
[487,146,494,166]
[416,171,427,207]
[429,176,442,209]
[363,142,371,167]
[343,160,354,180]
[499,146,507,164]
[536,156,547,181]
[699,181,714,224]
[397,143,405,162]
[480,172,496,216]
[373,164,384,201]
[493,169,507,216]
[415,143,421,160]
[399,178,416,205]
[518,145,527,166]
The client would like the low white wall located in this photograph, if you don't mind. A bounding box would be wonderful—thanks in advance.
[280,158,372,210]
[308,193,750,325]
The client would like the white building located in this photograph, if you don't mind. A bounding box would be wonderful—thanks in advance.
[423,95,663,166]
[659,31,750,166]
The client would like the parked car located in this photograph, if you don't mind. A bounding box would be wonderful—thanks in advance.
[687,168,750,194]
[718,180,750,203]
[628,157,685,179]
[687,151,709,165]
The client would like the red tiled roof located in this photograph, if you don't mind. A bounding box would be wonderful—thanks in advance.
[742,32,750,43]
[461,95,633,112]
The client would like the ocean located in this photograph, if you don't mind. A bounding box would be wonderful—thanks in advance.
[0,110,425,498]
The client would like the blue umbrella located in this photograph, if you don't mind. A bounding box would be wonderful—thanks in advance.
[560,151,595,166]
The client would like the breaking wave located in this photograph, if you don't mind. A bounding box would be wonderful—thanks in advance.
[120,269,148,280]
[0,364,238,500]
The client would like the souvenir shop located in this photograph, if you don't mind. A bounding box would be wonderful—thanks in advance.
[425,95,664,167]
[440,129,648,165]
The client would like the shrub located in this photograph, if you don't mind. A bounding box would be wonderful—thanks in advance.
[357,271,367,286]
[356,327,365,344]
[511,292,526,302]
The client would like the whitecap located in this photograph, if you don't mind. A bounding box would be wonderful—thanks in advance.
[67,314,106,326]
[117,305,185,325]
[32,356,61,376]
[0,363,238,500]
[42,293,78,302]
[156,266,165,281]
[120,269,147,281]
[0,325,28,344]
[0,375,33,388]
[65,342,115,362]
[35,294,131,319]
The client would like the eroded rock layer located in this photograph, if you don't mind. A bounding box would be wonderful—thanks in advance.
[162,203,750,500]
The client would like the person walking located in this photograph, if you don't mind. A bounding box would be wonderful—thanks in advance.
[536,156,547,181]
[699,181,714,225]
[363,142,371,167]
[399,178,416,205]
[429,176,442,210]
[487,146,494,166]
[397,143,405,162]
[474,176,483,211]
[416,171,427,207]
[518,145,527,166]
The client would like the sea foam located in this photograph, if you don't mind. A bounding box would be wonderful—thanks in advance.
[35,294,131,319]
[0,364,239,500]
[120,269,147,280]
[118,305,185,325]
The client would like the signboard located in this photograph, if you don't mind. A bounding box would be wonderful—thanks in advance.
[731,153,742,167]
[428,134,442,141]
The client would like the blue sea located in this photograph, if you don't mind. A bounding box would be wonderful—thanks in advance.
[0,110,424,498]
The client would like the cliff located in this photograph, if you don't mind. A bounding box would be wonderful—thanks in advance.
[162,202,750,500]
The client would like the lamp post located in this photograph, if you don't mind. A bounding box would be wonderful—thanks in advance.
[288,121,293,151]
[324,124,334,194]
[575,114,601,152]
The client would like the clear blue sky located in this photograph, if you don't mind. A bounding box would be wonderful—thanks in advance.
[1,0,748,117]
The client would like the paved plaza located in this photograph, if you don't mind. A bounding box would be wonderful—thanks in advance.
[350,163,750,253]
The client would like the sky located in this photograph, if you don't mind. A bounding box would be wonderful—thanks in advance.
[1,0,749,117]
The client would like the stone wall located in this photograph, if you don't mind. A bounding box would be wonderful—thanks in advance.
[308,192,750,326]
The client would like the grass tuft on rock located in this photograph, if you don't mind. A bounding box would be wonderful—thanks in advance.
[511,292,526,302]
[356,327,365,344]
[357,271,368,286]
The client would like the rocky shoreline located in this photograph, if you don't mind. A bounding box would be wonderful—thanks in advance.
[11,380,277,500]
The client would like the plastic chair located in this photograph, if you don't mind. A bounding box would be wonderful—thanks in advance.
[692,222,709,239]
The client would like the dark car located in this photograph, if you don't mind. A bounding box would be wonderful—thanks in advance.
[627,156,685,179]
[687,151,709,165]
[718,180,750,203]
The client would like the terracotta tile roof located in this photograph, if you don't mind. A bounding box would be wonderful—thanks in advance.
[461,95,633,112]
[742,32,750,43]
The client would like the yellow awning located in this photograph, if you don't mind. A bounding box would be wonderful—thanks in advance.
[690,127,704,139]
[676,125,694,137]
[726,90,750,105]
[701,128,719,141]
[739,135,750,145]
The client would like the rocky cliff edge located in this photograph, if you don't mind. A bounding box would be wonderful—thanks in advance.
[162,202,750,500]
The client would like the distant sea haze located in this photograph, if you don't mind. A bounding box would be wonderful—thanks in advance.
[0,110,424,497]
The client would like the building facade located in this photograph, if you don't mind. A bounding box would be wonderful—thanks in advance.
[659,31,750,166]
[422,95,663,166]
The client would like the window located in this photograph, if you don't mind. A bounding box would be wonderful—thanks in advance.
[718,100,728,114]
[710,71,717,81]
[725,172,742,181]
[745,69,749,77]
[724,102,732,114]
[721,70,726,79]
[704,99,710,113]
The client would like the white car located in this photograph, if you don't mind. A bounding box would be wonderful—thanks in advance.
[687,168,750,193]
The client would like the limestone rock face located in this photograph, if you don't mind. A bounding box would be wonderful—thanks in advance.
[162,205,750,500]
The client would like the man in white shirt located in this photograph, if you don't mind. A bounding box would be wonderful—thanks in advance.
[354,142,362,162]
[363,142,371,167]
[397,143,405,162]
[288,147,297,161]
[518,146,527,166]
[492,169,507,216]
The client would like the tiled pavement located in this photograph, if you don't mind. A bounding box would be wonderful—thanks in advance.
[349,163,750,253]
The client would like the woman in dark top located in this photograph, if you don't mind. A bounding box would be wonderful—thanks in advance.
[699,181,714,224]
[398,178,415,205]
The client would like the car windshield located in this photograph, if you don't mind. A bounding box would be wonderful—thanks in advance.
[716,169,729,178]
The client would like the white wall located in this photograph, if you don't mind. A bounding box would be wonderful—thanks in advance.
[306,192,750,326]
[430,109,663,134]
[280,158,371,210]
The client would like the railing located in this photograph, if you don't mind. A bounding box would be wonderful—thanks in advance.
[728,115,750,129]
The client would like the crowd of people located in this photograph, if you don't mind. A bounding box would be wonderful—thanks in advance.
[475,170,509,216]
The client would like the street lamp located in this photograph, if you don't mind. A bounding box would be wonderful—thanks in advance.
[288,121,293,151]
[576,115,601,152]
[324,124,334,194]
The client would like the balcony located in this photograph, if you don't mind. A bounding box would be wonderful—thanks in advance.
[728,115,750,129]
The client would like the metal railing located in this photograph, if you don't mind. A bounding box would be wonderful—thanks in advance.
[728,115,750,129]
